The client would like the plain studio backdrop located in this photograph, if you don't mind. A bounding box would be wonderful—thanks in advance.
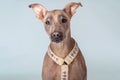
[0,0,120,80]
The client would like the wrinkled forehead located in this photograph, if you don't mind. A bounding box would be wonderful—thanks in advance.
[44,10,70,21]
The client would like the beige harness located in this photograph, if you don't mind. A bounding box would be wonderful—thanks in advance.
[47,42,79,80]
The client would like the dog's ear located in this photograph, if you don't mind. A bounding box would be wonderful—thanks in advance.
[63,2,82,17]
[29,3,48,21]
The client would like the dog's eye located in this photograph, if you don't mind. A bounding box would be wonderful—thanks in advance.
[61,16,67,23]
[62,18,67,23]
[45,20,50,25]
[45,18,51,25]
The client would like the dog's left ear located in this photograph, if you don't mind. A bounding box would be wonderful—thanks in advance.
[29,3,48,21]
[63,2,82,18]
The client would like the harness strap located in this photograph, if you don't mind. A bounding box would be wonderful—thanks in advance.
[47,41,79,80]
[61,65,68,80]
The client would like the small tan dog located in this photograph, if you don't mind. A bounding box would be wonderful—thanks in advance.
[29,2,87,80]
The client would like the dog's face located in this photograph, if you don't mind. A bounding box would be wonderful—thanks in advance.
[43,10,70,43]
[29,2,82,43]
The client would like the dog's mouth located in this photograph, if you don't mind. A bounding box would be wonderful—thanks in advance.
[50,31,64,43]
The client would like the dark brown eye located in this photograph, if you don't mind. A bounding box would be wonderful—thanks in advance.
[62,18,67,23]
[45,17,51,25]
[45,20,50,25]
[61,16,67,23]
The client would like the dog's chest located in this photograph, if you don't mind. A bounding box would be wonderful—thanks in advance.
[42,53,85,80]
[42,57,61,80]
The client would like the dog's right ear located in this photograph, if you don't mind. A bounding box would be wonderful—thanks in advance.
[29,4,48,21]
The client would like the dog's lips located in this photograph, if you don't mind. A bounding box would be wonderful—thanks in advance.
[51,37,63,43]
[51,35,64,43]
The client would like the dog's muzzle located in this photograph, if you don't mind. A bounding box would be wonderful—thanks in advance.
[51,31,63,43]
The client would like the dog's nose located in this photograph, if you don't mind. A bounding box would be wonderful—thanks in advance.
[51,32,63,43]
[52,32,62,38]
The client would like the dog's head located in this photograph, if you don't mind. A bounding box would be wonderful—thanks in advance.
[29,2,82,43]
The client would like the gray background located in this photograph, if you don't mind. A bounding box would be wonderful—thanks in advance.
[0,0,120,80]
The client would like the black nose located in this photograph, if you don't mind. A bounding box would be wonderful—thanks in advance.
[51,31,63,43]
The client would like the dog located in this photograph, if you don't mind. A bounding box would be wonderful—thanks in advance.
[29,2,87,80]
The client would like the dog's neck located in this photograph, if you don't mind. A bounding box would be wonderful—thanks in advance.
[50,37,75,58]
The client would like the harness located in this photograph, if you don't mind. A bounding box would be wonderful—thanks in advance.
[47,41,79,80]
